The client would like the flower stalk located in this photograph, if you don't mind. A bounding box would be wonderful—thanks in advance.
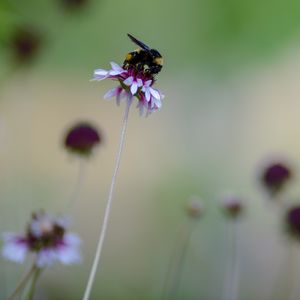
[26,267,42,300]
[66,158,87,212]
[8,264,36,300]
[163,221,195,300]
[82,99,131,300]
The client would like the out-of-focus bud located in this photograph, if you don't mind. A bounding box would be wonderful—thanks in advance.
[186,195,204,219]
[64,122,102,158]
[261,161,292,197]
[220,194,244,219]
[286,206,300,240]
[10,26,43,65]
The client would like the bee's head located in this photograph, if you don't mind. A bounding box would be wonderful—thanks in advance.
[150,49,162,58]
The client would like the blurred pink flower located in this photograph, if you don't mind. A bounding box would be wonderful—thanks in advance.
[2,212,81,268]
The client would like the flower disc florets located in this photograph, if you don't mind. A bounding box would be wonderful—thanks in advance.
[93,62,164,116]
[2,211,81,267]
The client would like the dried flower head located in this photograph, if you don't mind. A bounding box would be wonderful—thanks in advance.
[64,122,101,157]
[220,194,244,218]
[2,211,81,267]
[286,206,300,240]
[92,35,164,116]
[10,26,42,64]
[261,161,292,197]
[186,196,204,219]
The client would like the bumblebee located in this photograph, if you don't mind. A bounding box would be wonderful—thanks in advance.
[123,33,163,75]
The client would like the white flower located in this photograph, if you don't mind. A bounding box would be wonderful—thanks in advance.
[123,76,143,95]
[92,58,165,115]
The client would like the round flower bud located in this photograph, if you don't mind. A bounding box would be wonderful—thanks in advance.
[186,196,204,219]
[64,122,101,157]
[10,26,42,64]
[286,206,300,239]
[261,161,292,197]
[220,194,244,218]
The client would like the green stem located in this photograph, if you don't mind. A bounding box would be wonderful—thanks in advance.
[7,265,35,300]
[26,267,42,300]
[82,100,131,300]
[161,220,196,300]
[66,158,87,212]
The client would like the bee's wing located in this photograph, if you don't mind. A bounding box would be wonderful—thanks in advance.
[127,33,151,51]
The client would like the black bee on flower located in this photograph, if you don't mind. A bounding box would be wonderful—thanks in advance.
[123,34,163,75]
[93,34,164,116]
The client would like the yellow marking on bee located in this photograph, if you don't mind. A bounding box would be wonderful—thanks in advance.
[135,48,141,53]
[125,53,133,61]
[154,57,163,65]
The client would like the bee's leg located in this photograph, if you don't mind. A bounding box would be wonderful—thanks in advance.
[136,63,144,72]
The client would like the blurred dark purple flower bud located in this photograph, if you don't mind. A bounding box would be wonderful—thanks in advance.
[221,194,244,219]
[59,0,89,11]
[10,26,43,64]
[64,122,101,157]
[261,161,292,197]
[286,206,300,239]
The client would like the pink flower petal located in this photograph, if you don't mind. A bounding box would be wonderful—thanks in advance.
[123,76,133,86]
[56,234,81,265]
[94,69,108,76]
[130,82,138,95]
[110,62,124,72]
[2,233,28,263]
[145,89,151,101]
[104,87,119,100]
[144,80,152,87]
[137,78,143,86]
[153,97,162,108]
[36,249,57,267]
[150,88,160,100]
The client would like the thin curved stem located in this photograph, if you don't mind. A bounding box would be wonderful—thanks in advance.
[82,100,131,300]
[7,265,36,300]
[161,220,196,300]
[223,219,240,300]
[230,220,240,300]
[287,241,298,300]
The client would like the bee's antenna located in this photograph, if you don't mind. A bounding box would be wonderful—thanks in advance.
[127,33,150,51]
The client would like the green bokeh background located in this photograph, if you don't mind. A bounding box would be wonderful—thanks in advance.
[1,0,300,299]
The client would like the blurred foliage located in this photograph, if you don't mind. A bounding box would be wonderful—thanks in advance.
[0,1,18,43]
[1,0,300,75]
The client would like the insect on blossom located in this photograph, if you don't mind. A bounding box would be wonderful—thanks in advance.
[92,34,164,116]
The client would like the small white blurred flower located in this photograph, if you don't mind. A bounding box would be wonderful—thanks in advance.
[2,211,81,267]
[186,195,204,219]
[220,193,244,218]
